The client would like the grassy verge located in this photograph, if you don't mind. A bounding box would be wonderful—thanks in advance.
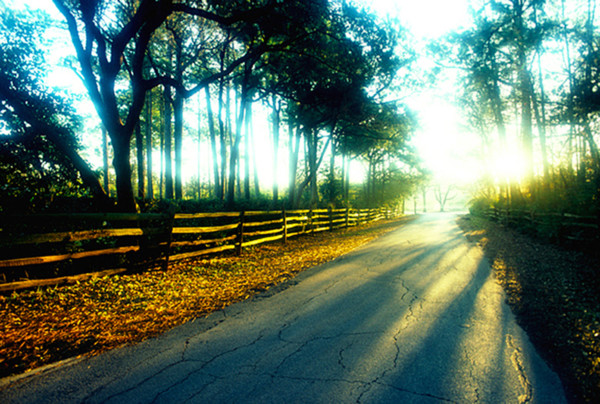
[0,217,410,380]
[458,215,600,403]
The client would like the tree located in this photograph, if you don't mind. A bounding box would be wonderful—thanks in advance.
[448,1,552,202]
[254,2,414,208]
[52,0,281,211]
[0,6,108,211]
[434,184,456,212]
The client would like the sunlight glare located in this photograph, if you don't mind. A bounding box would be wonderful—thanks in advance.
[491,148,528,183]
[412,97,481,186]
[359,0,471,38]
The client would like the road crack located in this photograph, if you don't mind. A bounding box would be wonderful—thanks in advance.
[507,334,533,403]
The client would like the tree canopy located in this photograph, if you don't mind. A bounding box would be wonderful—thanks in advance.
[0,5,108,213]
[0,0,421,213]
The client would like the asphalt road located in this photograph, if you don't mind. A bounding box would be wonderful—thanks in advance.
[1,213,566,403]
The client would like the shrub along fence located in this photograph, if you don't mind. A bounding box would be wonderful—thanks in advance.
[478,207,599,245]
[0,207,397,293]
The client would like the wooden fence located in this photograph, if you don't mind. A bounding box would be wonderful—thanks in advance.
[0,207,396,293]
[479,207,599,244]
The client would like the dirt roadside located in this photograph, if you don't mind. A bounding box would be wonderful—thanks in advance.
[458,215,600,403]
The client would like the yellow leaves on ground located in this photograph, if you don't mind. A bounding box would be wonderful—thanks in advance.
[0,219,405,379]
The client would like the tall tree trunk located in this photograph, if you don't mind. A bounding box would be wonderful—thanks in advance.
[294,133,331,209]
[520,68,534,184]
[562,0,577,171]
[244,99,252,200]
[328,120,337,205]
[514,1,533,185]
[173,91,184,200]
[135,122,144,199]
[533,4,550,182]
[173,34,184,200]
[366,154,372,204]
[288,122,300,207]
[205,85,220,199]
[530,76,549,181]
[163,85,174,199]
[145,88,154,199]
[227,65,250,208]
[249,102,260,197]
[329,137,335,206]
[344,153,350,203]
[218,78,228,200]
[308,131,318,207]
[159,96,164,199]
[271,96,280,205]
[487,69,509,200]
[197,91,203,199]
[112,130,137,212]
[102,125,110,196]
[368,156,374,204]
[583,122,600,168]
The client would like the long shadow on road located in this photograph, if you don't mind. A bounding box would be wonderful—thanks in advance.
[1,214,566,404]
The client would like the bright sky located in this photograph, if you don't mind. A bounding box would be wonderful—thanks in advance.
[359,0,479,186]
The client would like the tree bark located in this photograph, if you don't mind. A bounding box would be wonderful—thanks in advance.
[205,85,220,199]
[520,68,534,184]
[145,88,154,199]
[294,133,331,208]
[163,85,174,199]
[533,4,550,182]
[218,77,228,201]
[308,130,318,207]
[102,125,110,196]
[173,91,184,200]
[135,123,144,199]
[244,99,252,200]
[271,96,280,205]
[530,75,549,181]
[112,131,137,212]
[227,64,251,208]
[329,135,336,206]
[344,153,350,203]
[249,101,260,198]
[288,122,300,207]
[159,97,164,199]
[173,31,184,200]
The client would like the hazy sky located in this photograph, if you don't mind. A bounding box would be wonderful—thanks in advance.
[360,0,479,185]
[361,0,472,39]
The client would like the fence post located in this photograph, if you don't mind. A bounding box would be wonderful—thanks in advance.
[282,208,287,244]
[236,211,245,256]
[162,213,175,271]
[328,207,333,231]
[308,209,313,234]
[345,207,350,228]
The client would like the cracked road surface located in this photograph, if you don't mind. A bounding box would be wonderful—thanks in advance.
[1,213,566,403]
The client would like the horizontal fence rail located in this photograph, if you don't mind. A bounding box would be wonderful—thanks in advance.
[0,207,400,292]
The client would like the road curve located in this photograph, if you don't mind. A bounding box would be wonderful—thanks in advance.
[1,213,566,403]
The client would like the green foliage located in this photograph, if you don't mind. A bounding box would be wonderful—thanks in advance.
[468,196,492,217]
[0,6,94,213]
